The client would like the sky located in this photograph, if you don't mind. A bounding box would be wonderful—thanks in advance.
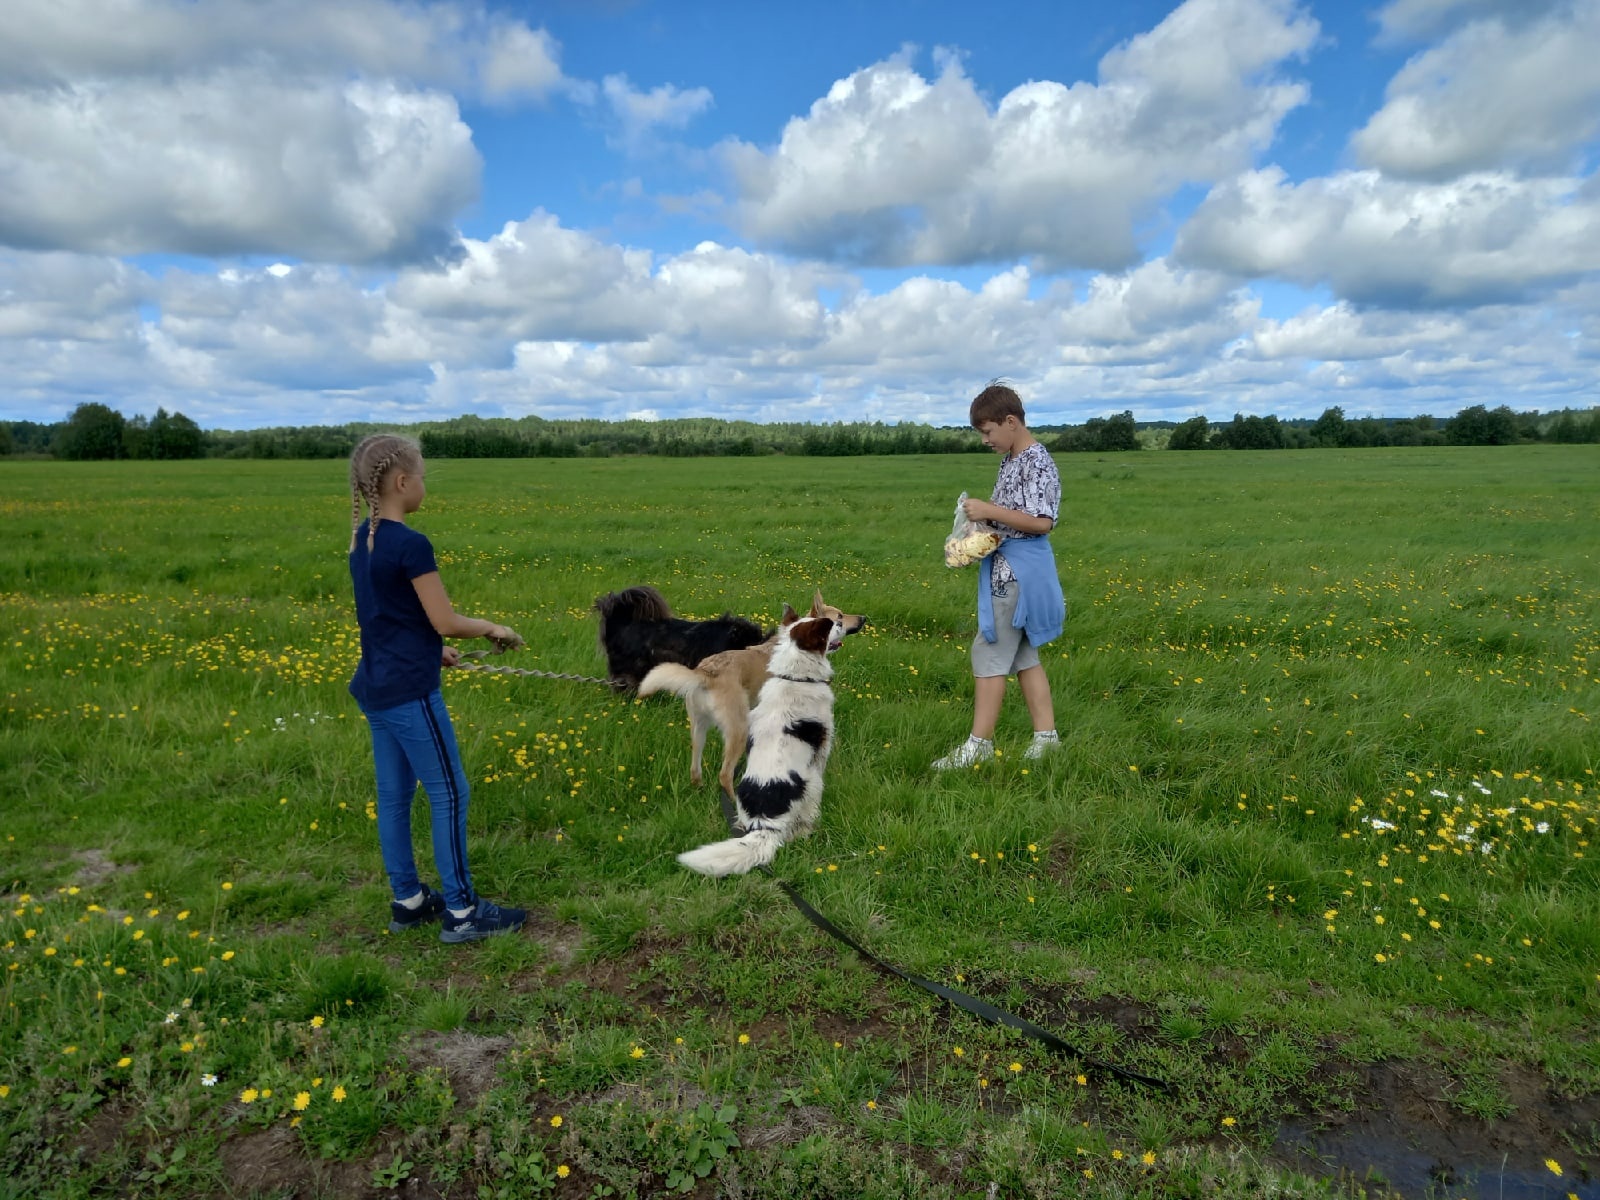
[2,0,1598,431]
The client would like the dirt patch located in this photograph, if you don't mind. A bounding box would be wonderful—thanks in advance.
[1274,1059,1600,1199]
[523,912,584,967]
[71,848,137,888]
[71,1101,135,1161]
[401,1031,514,1109]
[220,1124,375,1199]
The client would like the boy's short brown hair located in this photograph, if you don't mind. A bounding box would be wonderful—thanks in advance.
[970,383,1026,429]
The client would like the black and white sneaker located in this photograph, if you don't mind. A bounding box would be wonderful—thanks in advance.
[439,898,527,944]
[388,884,447,932]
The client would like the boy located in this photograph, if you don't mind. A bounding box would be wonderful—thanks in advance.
[933,383,1065,769]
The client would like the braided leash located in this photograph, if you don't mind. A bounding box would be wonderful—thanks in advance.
[449,648,623,689]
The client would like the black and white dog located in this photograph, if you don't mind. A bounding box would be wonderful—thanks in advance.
[677,612,839,877]
[592,585,767,693]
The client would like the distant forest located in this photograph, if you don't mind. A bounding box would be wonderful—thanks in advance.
[4,401,1598,461]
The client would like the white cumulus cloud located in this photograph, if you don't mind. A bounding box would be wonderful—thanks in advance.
[722,0,1318,269]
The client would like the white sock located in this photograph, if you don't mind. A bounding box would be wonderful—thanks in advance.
[449,906,473,919]
[1032,730,1059,741]
[970,735,993,746]
[397,890,426,910]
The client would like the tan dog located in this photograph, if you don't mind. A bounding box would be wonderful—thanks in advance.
[639,590,866,792]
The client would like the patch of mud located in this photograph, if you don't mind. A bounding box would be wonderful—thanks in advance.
[1274,1059,1600,1200]
[401,1031,514,1109]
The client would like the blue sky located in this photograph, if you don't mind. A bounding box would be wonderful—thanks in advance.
[1,0,1597,429]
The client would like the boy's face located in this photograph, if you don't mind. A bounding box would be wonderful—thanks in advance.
[976,416,1021,456]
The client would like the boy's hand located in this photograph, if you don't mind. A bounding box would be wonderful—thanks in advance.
[442,646,462,668]
[962,497,997,522]
[486,625,524,653]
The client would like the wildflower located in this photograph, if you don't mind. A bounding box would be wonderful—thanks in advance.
[116,1057,132,1068]
[331,1086,346,1102]
[1546,1159,1562,1177]
[550,1115,563,1127]
[1222,1117,1237,1127]
[738,1033,751,1045]
[556,1165,570,1179]
[866,1100,877,1110]
[240,1088,259,1104]
[293,1092,310,1111]
[222,950,235,961]
[165,1012,179,1024]
[1142,1150,1156,1166]
[202,1074,217,1087]
[630,1046,645,1059]
[310,1015,324,1028]
[62,1046,77,1055]
[1008,1062,1022,1074]
[952,1046,964,1057]
[1075,1074,1087,1086]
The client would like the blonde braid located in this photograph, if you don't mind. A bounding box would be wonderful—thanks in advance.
[347,434,423,553]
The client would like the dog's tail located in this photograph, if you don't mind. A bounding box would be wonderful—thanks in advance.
[637,662,701,701]
[677,828,785,877]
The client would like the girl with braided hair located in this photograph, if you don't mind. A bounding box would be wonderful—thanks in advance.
[347,434,527,943]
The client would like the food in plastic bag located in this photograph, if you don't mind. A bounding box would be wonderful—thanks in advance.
[944,491,1003,568]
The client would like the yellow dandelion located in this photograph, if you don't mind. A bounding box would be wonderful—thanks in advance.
[331,1085,346,1102]
[0,1085,9,1098]
[1008,1062,1022,1073]
[738,1033,751,1045]
[866,1100,877,1110]
[1222,1116,1236,1127]
[629,1046,645,1059]
[222,950,235,961]
[556,1165,570,1179]
[116,1057,132,1068]
[240,1088,259,1104]
[550,1114,563,1127]
[310,1015,324,1028]
[293,1091,311,1111]
[1142,1150,1156,1166]
[952,1046,964,1057]
[1075,1074,1087,1086]
[1546,1159,1562,1177]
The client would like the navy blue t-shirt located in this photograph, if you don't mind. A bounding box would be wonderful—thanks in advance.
[348,519,443,711]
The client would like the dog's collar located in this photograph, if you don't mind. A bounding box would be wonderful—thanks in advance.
[771,673,829,684]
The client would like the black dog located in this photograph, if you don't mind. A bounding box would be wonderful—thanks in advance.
[593,585,766,693]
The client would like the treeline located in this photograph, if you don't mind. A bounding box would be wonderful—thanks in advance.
[4,401,1597,461]
[1059,405,1600,452]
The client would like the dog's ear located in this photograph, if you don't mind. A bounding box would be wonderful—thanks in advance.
[790,618,834,655]
[781,603,799,626]
[810,589,825,616]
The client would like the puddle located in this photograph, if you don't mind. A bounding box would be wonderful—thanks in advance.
[1277,1120,1598,1199]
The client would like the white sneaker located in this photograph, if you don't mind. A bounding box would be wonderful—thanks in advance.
[933,736,995,770]
[1023,732,1060,760]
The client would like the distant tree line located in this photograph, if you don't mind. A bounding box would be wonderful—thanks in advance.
[4,401,1596,461]
[1060,405,1600,452]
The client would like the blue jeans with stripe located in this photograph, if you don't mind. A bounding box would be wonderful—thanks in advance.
[363,689,474,911]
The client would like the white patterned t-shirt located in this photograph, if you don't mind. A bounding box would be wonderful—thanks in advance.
[989,442,1060,591]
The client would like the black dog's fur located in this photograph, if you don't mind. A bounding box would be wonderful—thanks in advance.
[593,585,767,693]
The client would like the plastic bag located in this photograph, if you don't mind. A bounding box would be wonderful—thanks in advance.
[943,491,1003,568]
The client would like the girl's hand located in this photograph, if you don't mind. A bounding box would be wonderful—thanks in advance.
[442,646,462,668]
[962,496,994,521]
[487,625,524,653]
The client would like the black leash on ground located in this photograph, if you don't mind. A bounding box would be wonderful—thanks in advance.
[717,789,1170,1093]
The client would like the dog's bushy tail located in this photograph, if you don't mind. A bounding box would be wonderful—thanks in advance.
[677,828,785,877]
[637,662,700,700]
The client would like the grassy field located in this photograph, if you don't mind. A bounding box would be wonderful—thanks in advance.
[2,447,1597,1200]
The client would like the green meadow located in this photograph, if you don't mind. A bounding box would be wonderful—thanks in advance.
[2,447,1597,1199]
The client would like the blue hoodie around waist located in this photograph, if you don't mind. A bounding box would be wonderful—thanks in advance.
[977,536,1064,647]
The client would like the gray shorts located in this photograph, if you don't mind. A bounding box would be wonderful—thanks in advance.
[971,583,1041,678]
